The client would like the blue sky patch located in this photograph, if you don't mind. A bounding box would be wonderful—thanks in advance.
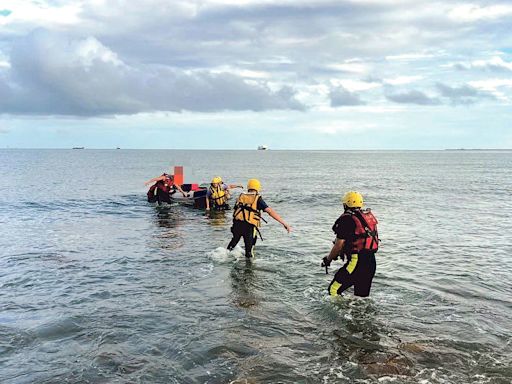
[0,9,12,17]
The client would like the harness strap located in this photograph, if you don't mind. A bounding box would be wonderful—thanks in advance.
[254,226,264,241]
[353,211,379,249]
[209,186,226,202]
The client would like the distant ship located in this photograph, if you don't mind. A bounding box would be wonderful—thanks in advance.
[72,147,85,150]
[257,145,268,150]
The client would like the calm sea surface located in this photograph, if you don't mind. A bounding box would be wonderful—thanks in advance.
[0,149,511,383]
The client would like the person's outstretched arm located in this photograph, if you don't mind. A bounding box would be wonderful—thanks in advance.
[144,175,166,186]
[228,184,243,189]
[264,207,291,232]
[175,184,187,197]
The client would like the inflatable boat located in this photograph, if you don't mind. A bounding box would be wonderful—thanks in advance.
[146,166,212,208]
[171,183,208,209]
[147,182,209,208]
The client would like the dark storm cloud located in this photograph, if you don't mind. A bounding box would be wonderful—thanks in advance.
[386,90,441,105]
[329,86,365,106]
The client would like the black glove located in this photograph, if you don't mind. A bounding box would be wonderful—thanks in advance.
[321,257,331,268]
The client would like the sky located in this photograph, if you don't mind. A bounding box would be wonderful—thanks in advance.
[0,0,511,149]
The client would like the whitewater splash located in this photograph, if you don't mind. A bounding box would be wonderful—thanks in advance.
[207,245,245,262]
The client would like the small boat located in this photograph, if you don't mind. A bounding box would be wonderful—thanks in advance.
[147,166,208,208]
[72,147,85,150]
[257,145,268,150]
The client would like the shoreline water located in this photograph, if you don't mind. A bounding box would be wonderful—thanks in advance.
[1,149,511,383]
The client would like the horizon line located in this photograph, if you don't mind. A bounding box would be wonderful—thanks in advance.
[1,147,512,151]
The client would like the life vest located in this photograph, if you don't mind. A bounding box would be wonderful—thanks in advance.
[339,209,379,254]
[147,174,174,203]
[156,174,174,193]
[209,184,227,207]
[233,193,262,227]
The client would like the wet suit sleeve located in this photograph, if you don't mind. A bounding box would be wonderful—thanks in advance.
[257,197,269,211]
[334,215,356,241]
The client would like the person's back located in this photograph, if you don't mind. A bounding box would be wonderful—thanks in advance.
[322,191,379,297]
[227,179,291,258]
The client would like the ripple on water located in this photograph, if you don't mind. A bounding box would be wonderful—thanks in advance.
[1,150,512,383]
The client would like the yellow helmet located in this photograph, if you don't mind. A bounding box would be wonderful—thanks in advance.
[211,176,222,184]
[247,179,261,192]
[342,191,363,208]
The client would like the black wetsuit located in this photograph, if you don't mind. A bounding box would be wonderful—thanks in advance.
[328,212,377,297]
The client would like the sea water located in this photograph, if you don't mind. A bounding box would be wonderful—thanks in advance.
[0,149,511,383]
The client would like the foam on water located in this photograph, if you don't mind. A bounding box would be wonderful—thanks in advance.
[207,245,245,262]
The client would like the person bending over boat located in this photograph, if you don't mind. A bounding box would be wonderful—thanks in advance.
[321,191,379,297]
[205,176,243,211]
[227,179,291,258]
[145,173,186,204]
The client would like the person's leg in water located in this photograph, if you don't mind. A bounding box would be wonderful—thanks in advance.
[242,224,258,258]
[227,220,244,250]
[353,253,376,297]
[327,254,359,296]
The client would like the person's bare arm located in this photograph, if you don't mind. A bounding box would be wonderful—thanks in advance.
[228,184,243,189]
[264,207,291,232]
[175,184,187,197]
[326,238,345,263]
[205,195,210,211]
[144,175,165,186]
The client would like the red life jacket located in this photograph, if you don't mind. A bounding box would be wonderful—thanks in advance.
[156,174,174,193]
[342,209,379,253]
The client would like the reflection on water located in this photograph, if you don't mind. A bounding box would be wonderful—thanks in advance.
[154,205,181,229]
[1,149,512,383]
[207,209,230,227]
[230,259,259,309]
[149,205,185,251]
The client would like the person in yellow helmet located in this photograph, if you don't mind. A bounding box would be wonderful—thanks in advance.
[321,191,380,297]
[205,176,243,211]
[227,179,291,258]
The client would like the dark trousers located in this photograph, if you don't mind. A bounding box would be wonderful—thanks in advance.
[213,203,230,211]
[328,252,376,297]
[227,220,258,258]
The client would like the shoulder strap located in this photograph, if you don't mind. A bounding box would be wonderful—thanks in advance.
[353,210,379,248]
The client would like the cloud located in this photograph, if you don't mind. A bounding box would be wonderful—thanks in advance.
[468,78,512,91]
[332,79,381,92]
[0,2,80,29]
[385,52,439,61]
[436,83,496,105]
[448,4,512,22]
[1,0,512,118]
[383,76,423,85]
[386,89,440,105]
[452,56,512,72]
[329,86,365,107]
[0,30,305,115]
